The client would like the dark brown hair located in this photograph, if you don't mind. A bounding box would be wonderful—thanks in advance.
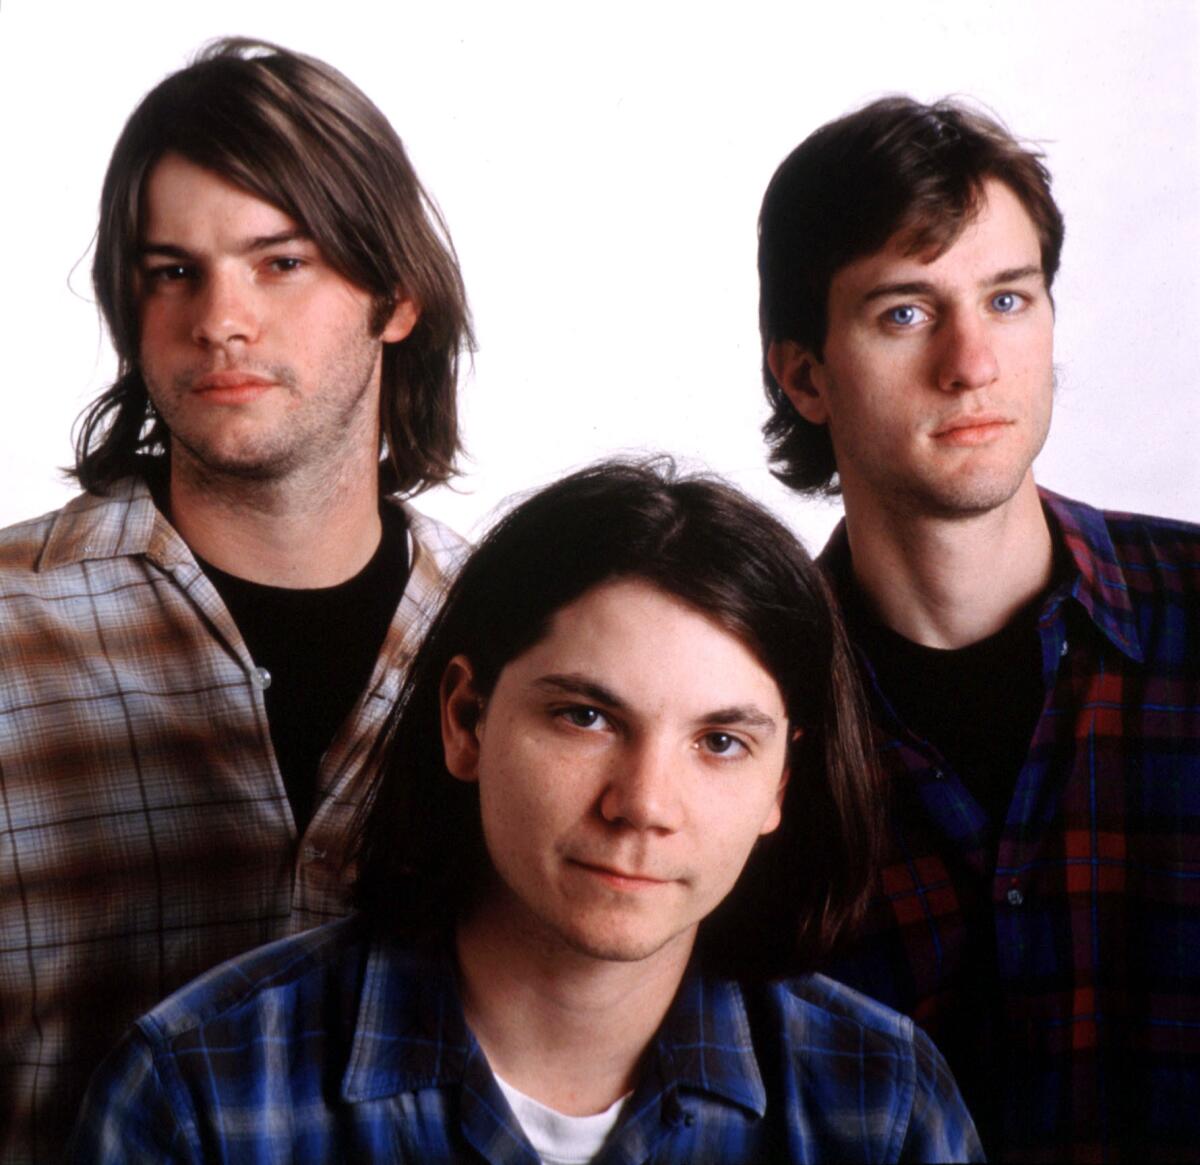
[75,37,473,496]
[354,458,881,978]
[759,96,1065,494]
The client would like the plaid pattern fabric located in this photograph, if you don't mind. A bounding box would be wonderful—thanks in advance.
[0,479,466,1164]
[821,488,1200,1162]
[68,915,982,1163]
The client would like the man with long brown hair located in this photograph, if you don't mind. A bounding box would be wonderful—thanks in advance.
[70,460,981,1162]
[0,39,472,1161]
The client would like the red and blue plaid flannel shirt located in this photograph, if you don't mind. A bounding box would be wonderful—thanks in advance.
[822,488,1200,1162]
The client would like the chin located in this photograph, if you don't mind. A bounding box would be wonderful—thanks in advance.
[557,918,695,965]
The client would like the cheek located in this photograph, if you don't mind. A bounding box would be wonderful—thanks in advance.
[477,736,589,846]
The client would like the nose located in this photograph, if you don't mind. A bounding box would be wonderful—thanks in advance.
[191,269,261,348]
[598,739,683,833]
[935,310,999,392]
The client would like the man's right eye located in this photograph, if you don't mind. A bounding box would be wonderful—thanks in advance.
[883,303,930,328]
[556,706,609,731]
[144,264,192,284]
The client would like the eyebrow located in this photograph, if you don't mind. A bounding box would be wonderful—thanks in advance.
[533,674,629,711]
[138,230,312,261]
[860,264,1045,305]
[533,673,779,736]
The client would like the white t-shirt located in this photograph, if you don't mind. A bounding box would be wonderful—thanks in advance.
[494,1073,630,1165]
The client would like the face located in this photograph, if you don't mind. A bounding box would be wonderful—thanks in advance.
[442,578,790,970]
[774,179,1055,520]
[137,153,417,486]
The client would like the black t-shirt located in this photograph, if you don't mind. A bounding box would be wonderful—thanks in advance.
[852,592,1044,842]
[842,548,1067,855]
[196,506,409,832]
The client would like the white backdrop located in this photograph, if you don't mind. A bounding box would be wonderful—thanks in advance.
[1,0,1197,550]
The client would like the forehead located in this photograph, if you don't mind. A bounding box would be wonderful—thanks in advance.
[140,152,299,244]
[501,579,785,713]
[831,180,1043,304]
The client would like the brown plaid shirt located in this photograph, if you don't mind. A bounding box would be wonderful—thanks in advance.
[0,478,466,1163]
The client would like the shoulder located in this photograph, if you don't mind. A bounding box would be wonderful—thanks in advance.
[768,971,921,1055]
[135,915,369,1050]
[69,917,376,1162]
[1043,488,1200,583]
[760,974,983,1161]
[389,499,470,579]
[0,480,162,578]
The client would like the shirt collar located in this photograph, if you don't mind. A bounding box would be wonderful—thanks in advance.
[37,476,195,572]
[36,477,449,587]
[818,487,1143,664]
[341,937,473,1102]
[1038,487,1143,662]
[649,971,767,1118]
[340,937,767,1118]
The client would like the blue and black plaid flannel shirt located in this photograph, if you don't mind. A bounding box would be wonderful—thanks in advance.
[69,915,981,1163]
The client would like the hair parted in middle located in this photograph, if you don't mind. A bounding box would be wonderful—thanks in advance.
[354,457,882,978]
[758,95,1065,496]
[76,37,473,497]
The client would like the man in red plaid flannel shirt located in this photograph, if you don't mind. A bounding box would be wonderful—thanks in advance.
[758,96,1200,1162]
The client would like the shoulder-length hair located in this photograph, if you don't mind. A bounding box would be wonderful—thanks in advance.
[354,458,882,978]
[759,95,1064,495]
[75,37,473,496]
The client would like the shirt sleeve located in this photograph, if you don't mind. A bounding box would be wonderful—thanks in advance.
[66,1028,200,1165]
[900,1026,986,1163]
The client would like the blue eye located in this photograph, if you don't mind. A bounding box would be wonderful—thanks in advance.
[991,291,1024,313]
[884,304,929,327]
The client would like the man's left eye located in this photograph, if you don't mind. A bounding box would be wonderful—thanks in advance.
[991,291,1024,313]
[700,732,746,757]
[268,257,304,273]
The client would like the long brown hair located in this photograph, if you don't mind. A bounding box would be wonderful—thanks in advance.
[76,37,473,496]
[354,458,883,977]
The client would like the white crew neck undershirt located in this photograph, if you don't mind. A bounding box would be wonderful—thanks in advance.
[493,1073,630,1165]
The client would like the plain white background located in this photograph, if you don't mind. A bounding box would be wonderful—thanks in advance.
[1,0,1197,551]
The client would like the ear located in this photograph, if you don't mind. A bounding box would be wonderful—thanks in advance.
[758,726,801,837]
[440,655,485,784]
[379,296,421,343]
[767,340,831,426]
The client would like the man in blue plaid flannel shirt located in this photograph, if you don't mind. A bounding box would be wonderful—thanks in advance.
[70,461,982,1163]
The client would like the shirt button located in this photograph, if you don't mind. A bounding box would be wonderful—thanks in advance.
[933,769,945,780]
[1060,639,1069,657]
[251,666,272,690]
[302,844,326,863]
[1007,888,1025,907]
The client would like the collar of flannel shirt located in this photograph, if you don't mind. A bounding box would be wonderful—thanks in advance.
[820,486,1145,665]
[339,934,768,1120]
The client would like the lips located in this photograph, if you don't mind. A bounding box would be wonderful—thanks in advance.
[194,370,276,392]
[931,413,1012,445]
[569,859,675,888]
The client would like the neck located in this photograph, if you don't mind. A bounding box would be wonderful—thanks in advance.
[454,910,692,1117]
[844,473,1054,649]
[167,446,384,588]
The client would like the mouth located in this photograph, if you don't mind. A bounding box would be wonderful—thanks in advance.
[568,859,674,891]
[191,371,277,402]
[931,414,1012,446]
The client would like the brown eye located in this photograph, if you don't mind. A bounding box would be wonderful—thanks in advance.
[559,706,605,730]
[700,732,746,757]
